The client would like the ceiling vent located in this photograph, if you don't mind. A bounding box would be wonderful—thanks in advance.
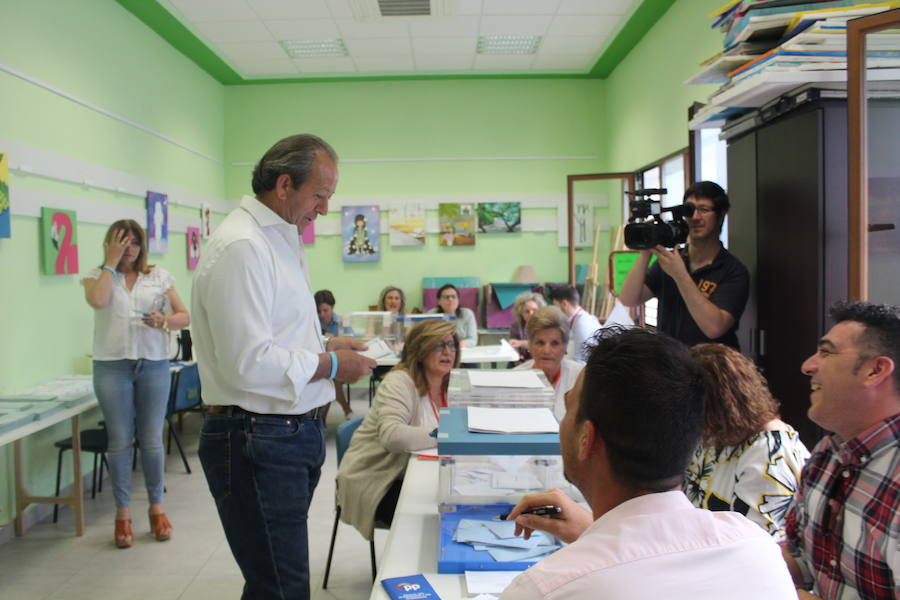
[378,0,430,16]
[349,0,453,21]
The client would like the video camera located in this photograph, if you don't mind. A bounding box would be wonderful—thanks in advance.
[623,188,695,250]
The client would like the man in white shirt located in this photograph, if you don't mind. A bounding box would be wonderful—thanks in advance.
[192,134,375,600]
[501,328,796,600]
[549,285,600,364]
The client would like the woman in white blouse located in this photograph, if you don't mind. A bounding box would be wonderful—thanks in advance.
[514,306,583,421]
[683,343,810,540]
[336,319,459,540]
[82,220,190,548]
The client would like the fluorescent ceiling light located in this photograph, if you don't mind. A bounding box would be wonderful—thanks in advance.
[477,35,542,55]
[280,39,349,58]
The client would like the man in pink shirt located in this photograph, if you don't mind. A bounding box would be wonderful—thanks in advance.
[501,328,796,600]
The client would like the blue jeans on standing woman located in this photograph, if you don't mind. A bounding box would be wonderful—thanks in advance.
[92,359,170,508]
[199,409,326,600]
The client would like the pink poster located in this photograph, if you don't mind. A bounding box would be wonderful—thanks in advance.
[187,226,201,270]
[301,220,315,245]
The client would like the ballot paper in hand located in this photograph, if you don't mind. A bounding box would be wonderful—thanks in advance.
[467,406,559,434]
[358,338,396,360]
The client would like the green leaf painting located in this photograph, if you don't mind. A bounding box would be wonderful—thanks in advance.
[477,202,521,233]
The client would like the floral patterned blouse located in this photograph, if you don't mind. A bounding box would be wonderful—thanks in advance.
[684,427,810,541]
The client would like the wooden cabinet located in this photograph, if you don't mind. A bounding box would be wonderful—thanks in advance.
[725,98,852,447]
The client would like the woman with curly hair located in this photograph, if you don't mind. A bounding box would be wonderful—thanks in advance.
[683,343,810,540]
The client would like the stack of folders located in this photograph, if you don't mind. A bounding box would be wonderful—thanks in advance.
[689,0,900,128]
[448,369,554,410]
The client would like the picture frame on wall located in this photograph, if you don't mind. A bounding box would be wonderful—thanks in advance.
[0,152,9,238]
[41,207,79,275]
[187,226,201,270]
[147,191,168,254]
[201,203,212,239]
[438,203,476,247]
[342,205,380,262]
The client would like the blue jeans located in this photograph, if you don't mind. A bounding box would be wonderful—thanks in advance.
[92,359,171,508]
[199,409,326,600]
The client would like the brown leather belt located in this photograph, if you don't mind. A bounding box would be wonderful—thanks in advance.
[206,404,324,420]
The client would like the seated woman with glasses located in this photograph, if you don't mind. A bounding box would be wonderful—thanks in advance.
[508,291,546,364]
[513,306,583,421]
[683,343,810,540]
[427,283,478,348]
[336,319,460,540]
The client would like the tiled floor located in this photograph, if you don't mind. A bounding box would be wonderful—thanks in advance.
[0,392,383,599]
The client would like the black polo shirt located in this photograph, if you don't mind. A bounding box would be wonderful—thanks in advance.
[645,244,749,349]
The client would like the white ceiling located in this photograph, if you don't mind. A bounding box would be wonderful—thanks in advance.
[159,0,641,79]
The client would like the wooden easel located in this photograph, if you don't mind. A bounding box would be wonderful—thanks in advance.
[582,223,605,316]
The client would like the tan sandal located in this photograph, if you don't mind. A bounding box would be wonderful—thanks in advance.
[115,518,133,548]
[149,512,173,542]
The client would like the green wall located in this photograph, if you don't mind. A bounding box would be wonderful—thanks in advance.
[603,0,724,171]
[0,0,729,530]
[0,0,223,527]
[224,79,606,311]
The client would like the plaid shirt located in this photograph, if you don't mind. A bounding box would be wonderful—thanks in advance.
[785,413,900,599]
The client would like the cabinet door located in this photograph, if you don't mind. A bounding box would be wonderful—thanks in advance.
[756,108,823,447]
[727,132,758,360]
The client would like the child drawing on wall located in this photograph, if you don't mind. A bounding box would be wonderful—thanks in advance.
[347,214,375,256]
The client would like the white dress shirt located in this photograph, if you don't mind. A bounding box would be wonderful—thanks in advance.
[191,195,333,414]
[566,308,601,364]
[502,491,796,600]
[82,266,174,361]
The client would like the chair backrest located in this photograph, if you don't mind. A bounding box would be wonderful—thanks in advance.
[335,416,364,466]
[170,363,202,414]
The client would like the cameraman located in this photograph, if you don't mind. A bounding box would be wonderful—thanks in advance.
[619,181,748,350]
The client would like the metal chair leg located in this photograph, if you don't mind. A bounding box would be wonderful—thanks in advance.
[370,537,377,580]
[167,415,191,474]
[91,453,98,499]
[323,506,342,589]
[53,448,65,523]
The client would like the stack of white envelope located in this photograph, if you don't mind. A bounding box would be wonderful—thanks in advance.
[453,518,560,562]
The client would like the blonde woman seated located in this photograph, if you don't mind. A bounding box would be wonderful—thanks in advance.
[513,306,583,421]
[684,343,810,540]
[508,291,546,364]
[336,319,460,540]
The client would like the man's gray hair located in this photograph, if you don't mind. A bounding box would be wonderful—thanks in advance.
[251,134,338,195]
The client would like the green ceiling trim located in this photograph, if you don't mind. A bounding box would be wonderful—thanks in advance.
[589,0,677,78]
[115,0,243,84]
[117,0,673,86]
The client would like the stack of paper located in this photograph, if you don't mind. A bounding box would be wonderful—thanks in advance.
[454,519,560,563]
[448,369,554,409]
[467,407,559,434]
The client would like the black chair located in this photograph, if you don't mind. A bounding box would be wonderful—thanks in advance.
[166,363,201,474]
[53,427,109,522]
[323,417,389,588]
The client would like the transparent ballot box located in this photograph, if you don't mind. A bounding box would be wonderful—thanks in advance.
[438,454,582,505]
[339,311,396,342]
[434,405,578,574]
[448,369,554,409]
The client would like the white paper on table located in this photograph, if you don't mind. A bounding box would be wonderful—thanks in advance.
[465,571,519,595]
[468,370,544,389]
[472,594,500,600]
[357,337,396,360]
[467,406,559,434]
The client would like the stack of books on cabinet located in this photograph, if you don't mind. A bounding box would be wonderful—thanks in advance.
[688,0,900,129]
